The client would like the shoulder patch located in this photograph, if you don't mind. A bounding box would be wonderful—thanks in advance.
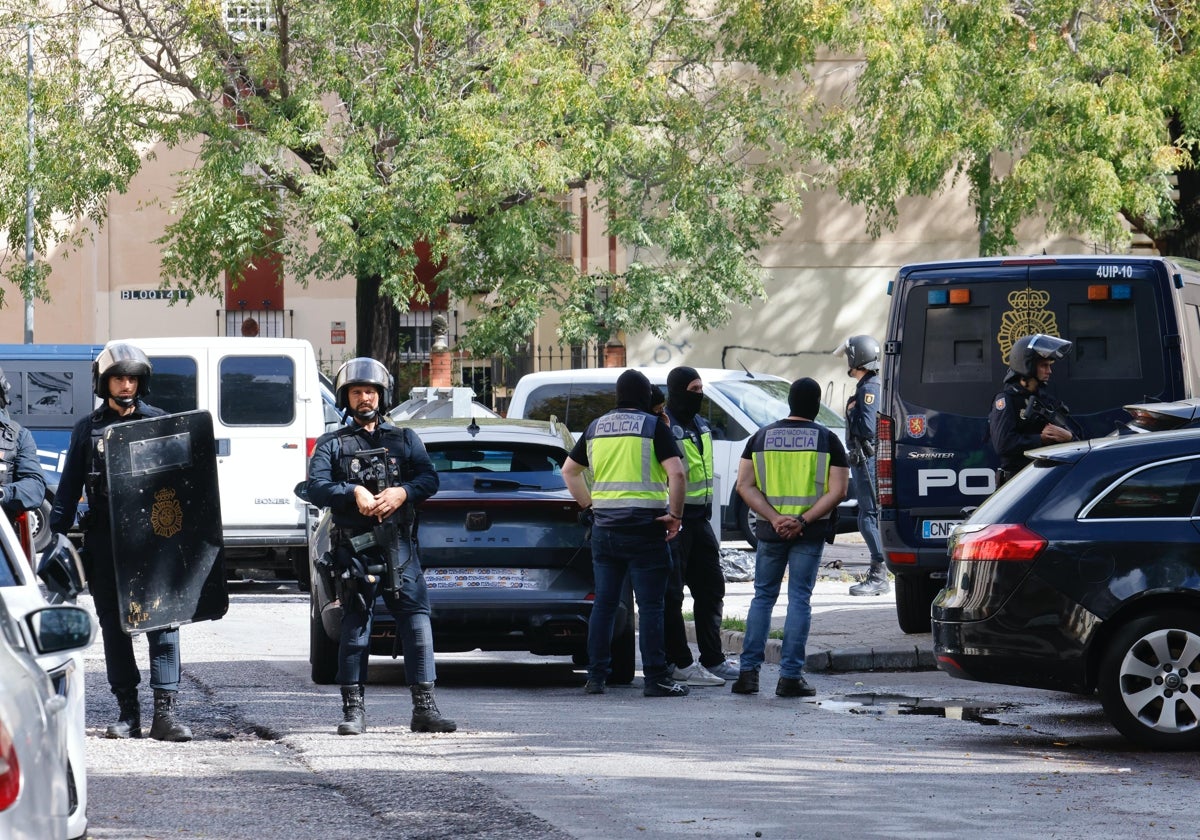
[995,397,1006,411]
[863,393,875,405]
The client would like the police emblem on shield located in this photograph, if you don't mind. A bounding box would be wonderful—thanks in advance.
[104,410,228,633]
[151,487,184,538]
[907,415,927,438]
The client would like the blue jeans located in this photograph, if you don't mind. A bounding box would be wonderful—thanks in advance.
[588,523,671,683]
[852,457,885,566]
[739,538,823,678]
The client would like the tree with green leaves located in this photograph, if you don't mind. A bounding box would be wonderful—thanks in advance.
[722,0,1200,257]
[0,7,146,313]
[58,0,810,372]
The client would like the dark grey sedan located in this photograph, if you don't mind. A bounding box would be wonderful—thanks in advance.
[308,418,635,684]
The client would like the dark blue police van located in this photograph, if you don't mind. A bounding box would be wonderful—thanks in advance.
[877,255,1200,633]
[0,345,105,551]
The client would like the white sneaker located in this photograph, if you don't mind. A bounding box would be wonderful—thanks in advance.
[671,662,726,686]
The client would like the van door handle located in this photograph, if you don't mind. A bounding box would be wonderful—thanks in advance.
[216,439,231,457]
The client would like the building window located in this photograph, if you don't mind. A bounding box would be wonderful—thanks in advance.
[225,2,273,34]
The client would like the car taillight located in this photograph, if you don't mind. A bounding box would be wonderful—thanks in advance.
[306,437,318,459]
[0,719,20,811]
[876,415,894,506]
[12,512,32,562]
[951,524,1046,562]
[1126,409,1186,432]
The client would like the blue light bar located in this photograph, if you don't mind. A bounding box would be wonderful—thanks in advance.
[928,289,948,305]
[1111,284,1132,300]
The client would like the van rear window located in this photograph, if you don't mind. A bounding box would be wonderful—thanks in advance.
[219,356,296,425]
[3,362,93,430]
[901,273,1166,420]
[150,357,199,414]
[523,384,615,435]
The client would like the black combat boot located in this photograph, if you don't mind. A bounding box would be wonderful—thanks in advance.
[730,670,760,695]
[849,562,891,596]
[148,689,193,742]
[410,682,457,733]
[337,685,366,736]
[105,688,141,739]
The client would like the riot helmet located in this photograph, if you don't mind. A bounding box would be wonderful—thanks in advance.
[0,366,9,409]
[93,343,152,408]
[335,357,393,421]
[836,335,881,373]
[1005,334,1071,385]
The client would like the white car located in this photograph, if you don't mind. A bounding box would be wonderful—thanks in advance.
[0,520,92,840]
[0,576,94,839]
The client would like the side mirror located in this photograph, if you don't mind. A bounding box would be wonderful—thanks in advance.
[25,606,95,655]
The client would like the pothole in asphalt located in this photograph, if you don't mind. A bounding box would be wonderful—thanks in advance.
[817,692,1016,725]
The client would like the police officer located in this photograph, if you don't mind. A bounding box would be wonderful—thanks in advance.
[661,366,739,686]
[731,378,849,698]
[0,367,48,527]
[305,357,455,735]
[562,369,690,698]
[988,334,1075,485]
[836,335,889,596]
[50,344,192,742]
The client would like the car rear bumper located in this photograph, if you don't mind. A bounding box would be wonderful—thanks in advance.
[370,597,629,656]
[932,609,1094,694]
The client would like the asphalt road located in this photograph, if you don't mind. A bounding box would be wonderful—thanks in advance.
[77,545,1200,840]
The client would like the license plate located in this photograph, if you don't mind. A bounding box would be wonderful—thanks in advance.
[424,568,540,590]
[921,519,961,540]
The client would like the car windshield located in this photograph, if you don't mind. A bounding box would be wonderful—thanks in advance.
[708,379,845,429]
[427,442,566,490]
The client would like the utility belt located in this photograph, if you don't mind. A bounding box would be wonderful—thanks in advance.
[682,502,713,521]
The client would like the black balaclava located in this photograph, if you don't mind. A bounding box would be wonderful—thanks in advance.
[649,385,666,415]
[666,366,703,424]
[616,369,652,412]
[788,377,822,420]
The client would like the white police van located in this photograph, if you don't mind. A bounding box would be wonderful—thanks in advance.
[121,337,325,584]
[878,255,1200,633]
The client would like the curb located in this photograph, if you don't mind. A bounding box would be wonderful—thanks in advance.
[698,626,936,674]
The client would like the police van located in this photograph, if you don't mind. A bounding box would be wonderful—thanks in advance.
[0,344,105,552]
[123,337,325,583]
[878,254,1200,633]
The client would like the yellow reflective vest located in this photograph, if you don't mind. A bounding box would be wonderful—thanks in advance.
[586,409,669,525]
[671,417,713,510]
[748,421,832,518]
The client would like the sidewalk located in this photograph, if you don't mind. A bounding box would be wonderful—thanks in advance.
[685,534,936,673]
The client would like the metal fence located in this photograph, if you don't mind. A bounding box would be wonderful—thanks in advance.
[217,308,294,338]
[305,307,607,412]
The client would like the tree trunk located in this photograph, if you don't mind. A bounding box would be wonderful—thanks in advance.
[355,271,402,390]
[1153,117,1200,261]
[1158,163,1200,261]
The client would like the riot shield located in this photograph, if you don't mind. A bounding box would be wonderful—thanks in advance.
[104,410,228,633]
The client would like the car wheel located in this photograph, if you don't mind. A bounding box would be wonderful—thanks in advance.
[28,500,53,554]
[894,574,936,634]
[738,501,759,550]
[1099,610,1200,750]
[309,590,339,685]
